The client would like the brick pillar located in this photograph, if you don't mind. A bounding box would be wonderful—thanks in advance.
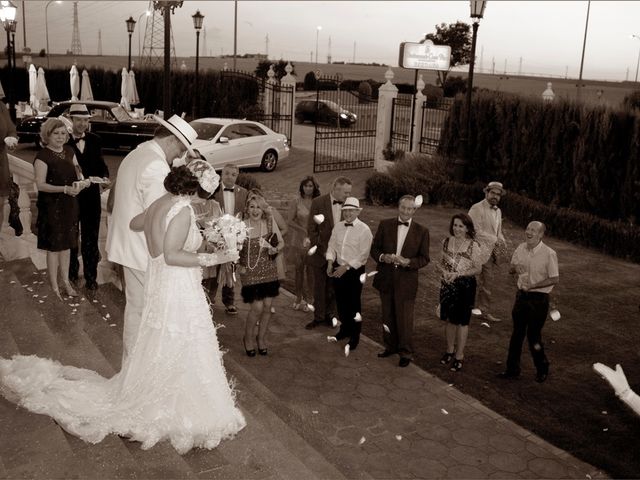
[374,68,398,173]
[411,74,426,153]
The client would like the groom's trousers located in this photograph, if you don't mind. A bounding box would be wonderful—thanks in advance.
[123,266,145,364]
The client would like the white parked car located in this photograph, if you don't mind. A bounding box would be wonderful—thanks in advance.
[190,118,289,172]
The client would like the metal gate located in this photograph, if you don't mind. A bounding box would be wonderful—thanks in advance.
[419,97,452,154]
[312,75,377,172]
[220,70,294,145]
[389,94,413,154]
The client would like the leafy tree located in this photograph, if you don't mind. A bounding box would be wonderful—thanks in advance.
[254,60,295,80]
[303,71,317,91]
[425,21,472,93]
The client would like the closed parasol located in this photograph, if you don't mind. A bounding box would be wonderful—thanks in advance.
[80,69,94,101]
[70,65,80,101]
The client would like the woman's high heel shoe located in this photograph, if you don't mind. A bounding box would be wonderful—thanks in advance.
[62,283,79,297]
[52,288,63,301]
[243,338,256,357]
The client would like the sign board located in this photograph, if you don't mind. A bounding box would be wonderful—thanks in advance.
[398,40,451,71]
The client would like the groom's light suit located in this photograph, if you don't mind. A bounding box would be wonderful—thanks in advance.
[106,140,170,361]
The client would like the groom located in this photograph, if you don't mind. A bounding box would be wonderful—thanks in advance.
[106,115,198,362]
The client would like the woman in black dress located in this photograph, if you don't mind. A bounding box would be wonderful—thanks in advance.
[34,118,89,299]
[438,213,482,372]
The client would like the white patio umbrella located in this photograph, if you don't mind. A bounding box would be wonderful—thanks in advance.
[80,69,94,101]
[127,69,140,106]
[120,67,130,110]
[28,64,37,109]
[35,67,51,111]
[70,65,80,101]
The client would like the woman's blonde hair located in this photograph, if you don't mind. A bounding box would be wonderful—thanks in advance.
[40,118,69,146]
[243,189,271,220]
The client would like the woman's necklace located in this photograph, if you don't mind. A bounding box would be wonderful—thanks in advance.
[246,219,265,271]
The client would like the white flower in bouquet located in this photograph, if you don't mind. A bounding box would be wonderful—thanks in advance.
[203,214,248,254]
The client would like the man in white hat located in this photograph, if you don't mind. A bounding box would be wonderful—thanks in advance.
[66,103,109,291]
[468,181,507,322]
[325,197,373,357]
[106,114,198,362]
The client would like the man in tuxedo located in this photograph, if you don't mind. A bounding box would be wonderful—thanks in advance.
[371,195,430,367]
[210,164,248,315]
[305,176,352,329]
[468,181,507,322]
[66,104,109,291]
[106,114,198,362]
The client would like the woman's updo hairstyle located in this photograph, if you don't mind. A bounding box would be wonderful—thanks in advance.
[164,165,199,196]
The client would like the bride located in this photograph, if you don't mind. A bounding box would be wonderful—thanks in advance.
[0,159,246,454]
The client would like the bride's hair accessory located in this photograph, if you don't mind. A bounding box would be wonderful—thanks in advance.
[187,159,220,194]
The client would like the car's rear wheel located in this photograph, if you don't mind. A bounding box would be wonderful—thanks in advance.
[260,150,278,172]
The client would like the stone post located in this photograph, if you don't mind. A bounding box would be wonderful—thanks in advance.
[279,62,297,138]
[411,74,426,153]
[263,65,276,117]
[374,68,398,173]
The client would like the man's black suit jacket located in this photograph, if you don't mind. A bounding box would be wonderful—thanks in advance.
[370,217,430,299]
[67,131,108,213]
[306,194,336,268]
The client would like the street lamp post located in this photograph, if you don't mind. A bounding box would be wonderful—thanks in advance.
[154,1,183,119]
[192,9,204,118]
[455,0,486,183]
[632,35,640,82]
[0,0,17,122]
[315,25,322,64]
[44,0,61,69]
[125,16,136,71]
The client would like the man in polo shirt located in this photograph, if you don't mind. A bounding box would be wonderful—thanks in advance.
[325,197,373,357]
[498,221,559,383]
[469,181,507,322]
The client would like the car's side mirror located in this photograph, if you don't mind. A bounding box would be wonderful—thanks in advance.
[218,136,229,144]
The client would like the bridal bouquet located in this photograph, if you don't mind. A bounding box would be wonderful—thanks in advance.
[202,214,248,255]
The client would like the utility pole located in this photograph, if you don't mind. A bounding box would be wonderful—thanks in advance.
[503,58,507,74]
[265,33,269,59]
[518,57,522,75]
[479,45,484,73]
[327,35,331,64]
[491,56,495,75]
[577,0,591,101]
[233,0,237,69]
[352,41,356,63]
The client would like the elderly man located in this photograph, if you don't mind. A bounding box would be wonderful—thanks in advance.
[67,104,109,291]
[468,181,507,322]
[370,195,430,367]
[305,176,353,330]
[106,114,198,362]
[498,221,559,383]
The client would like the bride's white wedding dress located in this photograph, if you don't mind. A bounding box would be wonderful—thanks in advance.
[0,199,246,454]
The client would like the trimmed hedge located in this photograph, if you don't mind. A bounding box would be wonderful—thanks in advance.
[438,92,640,223]
[366,171,640,262]
[1,65,261,120]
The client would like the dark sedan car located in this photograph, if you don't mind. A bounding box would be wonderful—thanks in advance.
[16,101,159,150]
[295,99,357,127]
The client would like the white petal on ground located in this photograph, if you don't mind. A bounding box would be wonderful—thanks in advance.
[359,273,367,284]
[354,312,362,322]
[441,408,449,415]
[395,435,402,441]
[481,322,490,328]
[307,245,318,255]
[307,304,315,312]
[358,436,366,445]
[471,308,482,316]
[331,317,339,327]
[383,324,390,333]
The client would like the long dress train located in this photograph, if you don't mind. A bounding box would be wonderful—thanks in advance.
[0,198,246,454]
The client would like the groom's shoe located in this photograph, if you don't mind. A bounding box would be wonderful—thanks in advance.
[377,350,396,358]
[225,305,238,315]
[399,357,411,368]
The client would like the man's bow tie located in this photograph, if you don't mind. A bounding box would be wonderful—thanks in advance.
[344,222,354,227]
[490,205,498,210]
[398,221,409,227]
[223,188,234,192]
[332,200,343,205]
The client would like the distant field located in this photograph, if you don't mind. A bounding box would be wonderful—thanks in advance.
[30,53,636,107]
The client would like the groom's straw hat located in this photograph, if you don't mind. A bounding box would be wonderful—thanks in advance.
[153,114,198,157]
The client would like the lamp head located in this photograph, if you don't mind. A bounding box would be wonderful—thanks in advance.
[126,16,136,34]
[470,0,486,19]
[0,0,17,24]
[192,9,204,31]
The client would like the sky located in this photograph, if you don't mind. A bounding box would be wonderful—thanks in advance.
[13,1,640,82]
